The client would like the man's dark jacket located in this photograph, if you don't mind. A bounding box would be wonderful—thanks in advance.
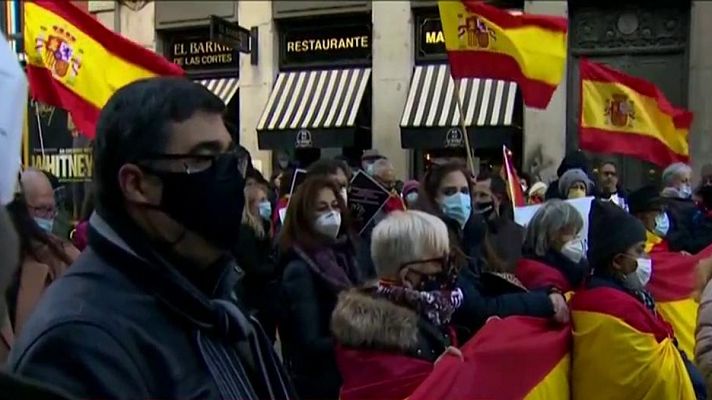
[8,212,295,400]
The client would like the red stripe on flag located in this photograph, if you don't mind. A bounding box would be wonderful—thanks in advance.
[27,64,100,138]
[516,259,572,292]
[580,60,692,129]
[29,0,183,76]
[571,287,674,343]
[580,127,688,168]
[446,51,556,109]
[463,1,568,33]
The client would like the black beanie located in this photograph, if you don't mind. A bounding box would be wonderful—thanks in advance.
[627,185,664,215]
[587,199,646,271]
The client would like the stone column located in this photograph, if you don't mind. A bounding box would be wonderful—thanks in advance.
[688,1,712,178]
[238,0,278,177]
[88,1,116,30]
[522,0,568,182]
[371,0,413,179]
[118,2,157,50]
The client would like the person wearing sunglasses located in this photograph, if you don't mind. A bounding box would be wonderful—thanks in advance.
[597,161,629,210]
[415,162,568,341]
[331,210,463,400]
[8,78,294,400]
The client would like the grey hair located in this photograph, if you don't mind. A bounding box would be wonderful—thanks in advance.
[370,210,449,278]
[524,199,584,257]
[662,162,691,187]
[372,158,393,176]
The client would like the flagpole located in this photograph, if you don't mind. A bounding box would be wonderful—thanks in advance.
[453,78,476,176]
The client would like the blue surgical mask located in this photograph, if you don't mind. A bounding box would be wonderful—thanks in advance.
[405,192,418,204]
[680,184,692,199]
[654,212,670,237]
[441,193,472,228]
[34,217,54,234]
[258,201,272,220]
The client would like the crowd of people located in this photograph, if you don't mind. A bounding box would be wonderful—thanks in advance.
[2,77,712,399]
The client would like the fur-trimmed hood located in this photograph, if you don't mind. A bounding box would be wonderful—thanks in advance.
[331,288,421,354]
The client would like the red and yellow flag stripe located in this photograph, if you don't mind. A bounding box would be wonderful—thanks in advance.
[438,0,567,109]
[24,0,183,138]
[579,59,692,167]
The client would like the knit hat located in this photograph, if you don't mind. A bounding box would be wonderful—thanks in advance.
[402,180,420,196]
[528,181,547,197]
[558,168,593,196]
[627,185,665,215]
[587,199,646,271]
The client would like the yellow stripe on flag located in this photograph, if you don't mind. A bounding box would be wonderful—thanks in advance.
[580,80,688,156]
[523,355,570,400]
[439,1,566,86]
[24,2,160,109]
[657,299,698,361]
[572,310,696,400]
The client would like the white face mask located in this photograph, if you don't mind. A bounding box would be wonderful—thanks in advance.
[624,257,653,290]
[314,210,342,239]
[561,238,585,263]
[340,188,348,204]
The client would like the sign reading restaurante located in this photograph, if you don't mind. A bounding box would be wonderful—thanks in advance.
[280,22,372,67]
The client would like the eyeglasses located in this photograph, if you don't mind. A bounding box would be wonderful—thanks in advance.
[28,205,57,219]
[139,148,246,178]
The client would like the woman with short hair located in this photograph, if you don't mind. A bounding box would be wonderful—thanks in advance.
[516,200,588,293]
[331,210,461,400]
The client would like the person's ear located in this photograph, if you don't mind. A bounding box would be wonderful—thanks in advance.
[118,164,161,205]
[399,268,414,289]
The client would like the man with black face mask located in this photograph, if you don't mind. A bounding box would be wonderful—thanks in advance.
[8,78,295,400]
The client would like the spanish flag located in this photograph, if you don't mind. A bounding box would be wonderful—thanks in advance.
[409,317,570,400]
[579,59,692,168]
[503,145,526,207]
[571,286,696,399]
[438,1,568,109]
[23,0,184,138]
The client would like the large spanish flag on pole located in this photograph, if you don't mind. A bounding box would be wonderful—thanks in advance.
[438,1,568,109]
[579,59,692,168]
[571,287,696,400]
[23,0,184,139]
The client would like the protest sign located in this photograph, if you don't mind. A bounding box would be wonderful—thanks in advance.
[348,171,390,235]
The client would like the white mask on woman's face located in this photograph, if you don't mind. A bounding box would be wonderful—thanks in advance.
[314,211,342,239]
[561,238,585,263]
[623,257,653,291]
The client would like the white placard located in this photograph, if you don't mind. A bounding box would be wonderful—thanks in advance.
[0,34,27,205]
[514,197,595,248]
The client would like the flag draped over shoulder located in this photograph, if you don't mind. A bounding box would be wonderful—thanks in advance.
[571,287,696,400]
[646,243,712,359]
[23,0,184,139]
[578,59,692,167]
[409,317,570,400]
[438,0,567,109]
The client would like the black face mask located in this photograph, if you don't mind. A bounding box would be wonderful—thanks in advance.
[140,152,245,249]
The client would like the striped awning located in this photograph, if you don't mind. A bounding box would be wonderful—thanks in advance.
[197,78,239,105]
[257,68,371,149]
[400,64,521,149]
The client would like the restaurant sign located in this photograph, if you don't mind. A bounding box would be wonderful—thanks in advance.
[416,14,446,61]
[167,28,239,71]
[281,22,371,67]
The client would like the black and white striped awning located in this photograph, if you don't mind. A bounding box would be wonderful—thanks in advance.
[400,64,521,149]
[197,78,239,105]
[257,68,371,149]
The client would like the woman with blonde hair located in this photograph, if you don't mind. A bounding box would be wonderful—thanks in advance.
[234,184,278,340]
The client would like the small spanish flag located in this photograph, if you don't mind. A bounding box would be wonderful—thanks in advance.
[579,59,692,168]
[23,0,184,138]
[503,145,526,207]
[438,1,568,109]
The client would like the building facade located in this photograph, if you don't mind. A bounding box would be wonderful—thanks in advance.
[85,0,712,186]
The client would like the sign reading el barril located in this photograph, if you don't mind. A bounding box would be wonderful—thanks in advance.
[167,28,239,72]
[280,22,371,67]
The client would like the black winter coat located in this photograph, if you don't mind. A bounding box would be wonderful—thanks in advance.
[278,245,359,400]
[449,216,554,339]
[234,221,279,341]
[9,213,294,400]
